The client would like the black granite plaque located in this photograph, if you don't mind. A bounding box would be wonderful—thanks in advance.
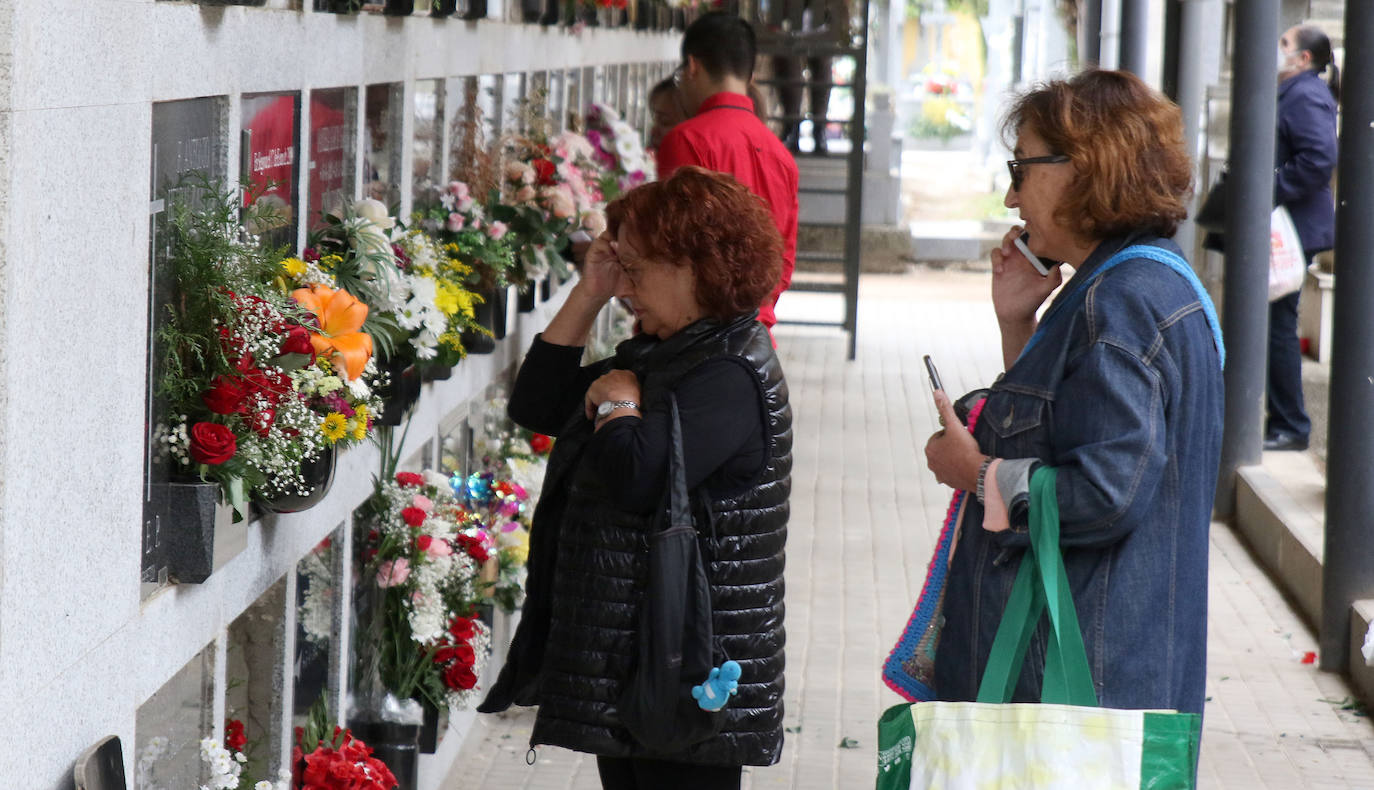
[143,97,227,593]
[365,83,404,211]
[309,88,358,229]
[241,91,302,249]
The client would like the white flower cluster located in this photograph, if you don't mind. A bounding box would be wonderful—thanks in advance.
[159,415,191,467]
[295,257,338,288]
[135,735,170,790]
[292,363,347,401]
[298,542,335,646]
[198,738,245,790]
[446,616,493,711]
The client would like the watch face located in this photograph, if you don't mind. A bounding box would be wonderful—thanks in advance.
[597,401,613,417]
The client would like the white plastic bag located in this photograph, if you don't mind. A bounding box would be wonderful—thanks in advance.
[1269,206,1305,301]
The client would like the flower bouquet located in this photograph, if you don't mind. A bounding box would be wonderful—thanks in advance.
[156,180,345,521]
[392,223,489,369]
[353,470,493,719]
[585,102,654,201]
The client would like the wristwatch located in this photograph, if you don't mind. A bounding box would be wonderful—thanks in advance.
[596,399,639,420]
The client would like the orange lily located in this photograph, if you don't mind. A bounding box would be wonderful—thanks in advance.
[291,284,374,380]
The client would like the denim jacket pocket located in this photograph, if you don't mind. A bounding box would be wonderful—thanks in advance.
[979,388,1054,460]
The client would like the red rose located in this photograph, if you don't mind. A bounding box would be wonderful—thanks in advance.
[433,646,458,664]
[250,408,276,436]
[452,642,477,667]
[449,616,476,641]
[457,534,489,563]
[415,535,432,552]
[225,719,247,752]
[532,158,556,186]
[444,662,478,690]
[401,507,427,527]
[202,376,249,415]
[279,325,316,358]
[396,472,424,487]
[529,433,553,454]
[190,422,237,465]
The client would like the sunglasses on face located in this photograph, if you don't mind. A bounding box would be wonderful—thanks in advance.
[1006,154,1070,191]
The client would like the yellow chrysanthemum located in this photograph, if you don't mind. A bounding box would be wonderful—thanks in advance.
[320,254,343,272]
[320,412,348,442]
[281,257,307,278]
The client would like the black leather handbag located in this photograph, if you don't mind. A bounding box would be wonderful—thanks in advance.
[618,395,725,753]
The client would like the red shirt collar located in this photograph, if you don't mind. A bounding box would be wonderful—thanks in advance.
[697,92,754,113]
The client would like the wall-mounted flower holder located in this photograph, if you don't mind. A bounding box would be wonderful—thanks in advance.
[516,282,538,313]
[431,0,459,15]
[377,359,424,426]
[255,447,339,515]
[315,0,363,12]
[159,480,234,585]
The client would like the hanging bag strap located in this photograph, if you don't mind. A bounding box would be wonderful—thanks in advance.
[666,395,692,532]
[975,466,1098,707]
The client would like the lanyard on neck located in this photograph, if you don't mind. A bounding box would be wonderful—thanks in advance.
[1016,245,1225,369]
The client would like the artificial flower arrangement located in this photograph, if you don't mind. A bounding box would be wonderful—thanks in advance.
[455,464,532,615]
[413,179,519,295]
[390,221,489,369]
[156,179,349,520]
[584,103,654,202]
[354,467,494,717]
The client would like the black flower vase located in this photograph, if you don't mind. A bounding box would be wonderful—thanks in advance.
[417,699,448,753]
[316,0,360,11]
[671,6,684,30]
[520,0,542,22]
[633,0,650,30]
[383,0,414,14]
[160,480,227,583]
[461,0,487,19]
[432,0,458,15]
[461,297,498,355]
[256,447,338,514]
[377,358,423,426]
[419,360,454,382]
[516,283,537,313]
[539,276,551,302]
[346,720,420,790]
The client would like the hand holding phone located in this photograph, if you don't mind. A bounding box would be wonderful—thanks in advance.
[1012,232,1056,278]
[923,354,943,393]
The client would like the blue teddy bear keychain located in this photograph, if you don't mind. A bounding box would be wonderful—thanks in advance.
[691,661,742,711]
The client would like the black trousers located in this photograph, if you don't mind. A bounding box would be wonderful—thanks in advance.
[595,756,742,790]
[1266,288,1310,440]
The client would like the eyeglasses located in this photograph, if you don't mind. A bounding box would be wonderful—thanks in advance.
[671,63,685,86]
[1006,155,1070,191]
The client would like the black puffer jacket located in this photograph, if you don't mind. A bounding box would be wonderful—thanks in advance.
[479,314,792,767]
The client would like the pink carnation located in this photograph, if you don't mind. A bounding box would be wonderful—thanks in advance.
[448,180,471,202]
[412,494,434,512]
[425,539,453,558]
[487,221,508,240]
[376,558,410,588]
[446,213,466,232]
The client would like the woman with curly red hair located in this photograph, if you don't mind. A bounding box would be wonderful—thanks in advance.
[480,166,791,790]
[923,69,1224,717]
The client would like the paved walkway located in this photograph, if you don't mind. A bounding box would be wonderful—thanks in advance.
[447,269,1374,789]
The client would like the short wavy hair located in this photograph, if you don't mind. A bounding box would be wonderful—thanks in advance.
[606,166,782,320]
[1003,69,1193,240]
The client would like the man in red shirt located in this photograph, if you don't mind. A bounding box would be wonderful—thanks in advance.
[658,12,800,331]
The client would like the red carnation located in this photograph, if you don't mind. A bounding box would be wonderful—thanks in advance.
[401,507,427,527]
[415,535,432,552]
[396,471,424,487]
[189,422,237,465]
[532,158,557,186]
[279,325,316,358]
[529,433,553,454]
[225,719,247,752]
[202,376,249,415]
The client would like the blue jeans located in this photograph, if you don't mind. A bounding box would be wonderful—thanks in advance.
[1267,288,1310,439]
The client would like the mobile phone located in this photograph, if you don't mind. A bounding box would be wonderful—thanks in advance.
[1013,232,1055,277]
[923,354,943,393]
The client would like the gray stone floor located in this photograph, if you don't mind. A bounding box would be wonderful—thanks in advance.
[445,269,1374,789]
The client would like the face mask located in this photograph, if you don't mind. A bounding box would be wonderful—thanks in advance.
[1278,44,1289,71]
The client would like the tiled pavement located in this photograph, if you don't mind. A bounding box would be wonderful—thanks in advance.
[446,269,1374,789]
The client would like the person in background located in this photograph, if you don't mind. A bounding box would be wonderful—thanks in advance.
[924,70,1224,717]
[658,12,799,332]
[1266,23,1339,452]
[648,76,769,152]
[478,167,792,790]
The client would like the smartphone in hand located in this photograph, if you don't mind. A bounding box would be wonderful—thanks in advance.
[1012,232,1056,277]
[923,354,944,393]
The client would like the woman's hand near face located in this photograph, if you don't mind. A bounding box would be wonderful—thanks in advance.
[578,231,622,304]
[991,226,1063,325]
[924,391,986,492]
[584,369,642,423]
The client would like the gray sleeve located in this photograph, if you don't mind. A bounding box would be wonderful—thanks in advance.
[993,457,1039,535]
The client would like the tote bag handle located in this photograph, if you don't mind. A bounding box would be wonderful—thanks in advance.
[975,466,1099,707]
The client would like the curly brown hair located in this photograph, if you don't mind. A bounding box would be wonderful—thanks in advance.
[1003,69,1194,240]
[606,166,782,319]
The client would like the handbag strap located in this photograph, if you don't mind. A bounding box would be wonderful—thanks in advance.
[975,466,1099,707]
[666,395,692,531]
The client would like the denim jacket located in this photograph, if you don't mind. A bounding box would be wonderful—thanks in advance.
[933,234,1224,715]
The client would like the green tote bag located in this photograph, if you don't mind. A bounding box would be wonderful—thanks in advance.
[877,467,1201,790]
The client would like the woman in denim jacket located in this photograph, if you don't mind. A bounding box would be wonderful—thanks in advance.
[924,70,1224,716]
